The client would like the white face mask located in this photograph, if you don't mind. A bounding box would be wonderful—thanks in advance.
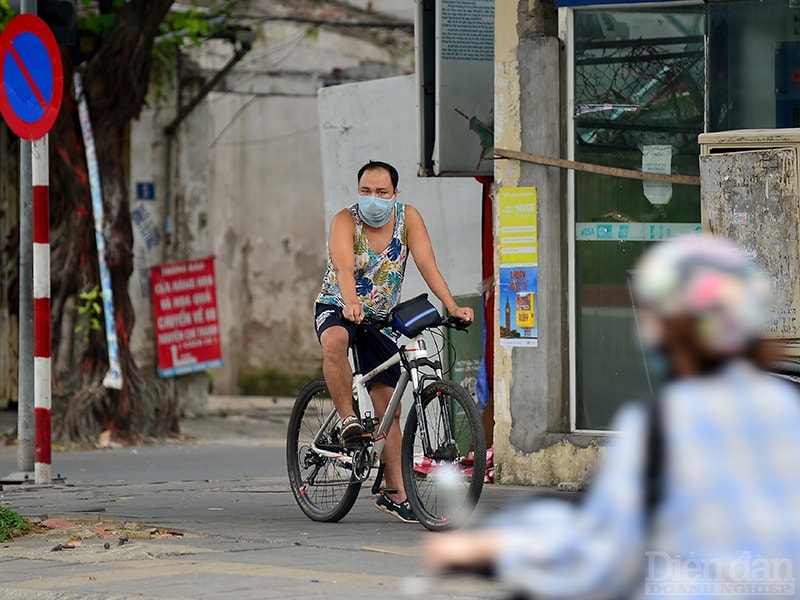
[357,194,394,227]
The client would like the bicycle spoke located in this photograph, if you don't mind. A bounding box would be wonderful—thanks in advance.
[402,380,486,531]
[287,378,361,522]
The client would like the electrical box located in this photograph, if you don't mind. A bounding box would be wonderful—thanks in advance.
[699,128,800,342]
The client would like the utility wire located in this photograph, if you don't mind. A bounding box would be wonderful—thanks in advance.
[208,95,260,148]
[210,124,318,149]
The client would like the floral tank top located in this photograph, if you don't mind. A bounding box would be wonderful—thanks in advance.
[317,202,409,316]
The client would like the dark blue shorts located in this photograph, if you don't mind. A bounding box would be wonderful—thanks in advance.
[314,303,401,389]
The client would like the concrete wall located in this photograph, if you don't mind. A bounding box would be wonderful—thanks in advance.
[318,75,483,302]
[317,75,484,416]
[492,2,602,485]
[128,71,212,415]
[126,3,416,397]
[2,1,431,411]
[130,0,444,404]
[128,101,172,374]
[207,93,325,387]
[200,15,414,394]
[342,0,414,22]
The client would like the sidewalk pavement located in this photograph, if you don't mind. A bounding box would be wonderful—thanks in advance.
[0,397,545,600]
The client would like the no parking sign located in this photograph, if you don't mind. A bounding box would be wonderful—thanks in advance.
[0,14,64,140]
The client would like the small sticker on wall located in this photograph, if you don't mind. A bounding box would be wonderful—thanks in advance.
[642,144,673,205]
[734,212,748,224]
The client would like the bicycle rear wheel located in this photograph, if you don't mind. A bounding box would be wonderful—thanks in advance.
[401,379,486,531]
[286,377,361,522]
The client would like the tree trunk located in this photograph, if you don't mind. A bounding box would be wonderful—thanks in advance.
[48,0,179,444]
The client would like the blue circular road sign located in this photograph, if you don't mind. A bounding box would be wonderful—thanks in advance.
[0,14,64,140]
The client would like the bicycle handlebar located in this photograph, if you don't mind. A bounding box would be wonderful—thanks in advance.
[442,315,471,332]
[343,311,471,334]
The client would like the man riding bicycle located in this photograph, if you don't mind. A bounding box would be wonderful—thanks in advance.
[314,160,474,524]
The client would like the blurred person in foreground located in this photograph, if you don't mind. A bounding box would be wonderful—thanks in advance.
[424,234,800,599]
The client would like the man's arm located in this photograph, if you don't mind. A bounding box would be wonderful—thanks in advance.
[425,405,649,598]
[405,205,473,323]
[328,210,364,323]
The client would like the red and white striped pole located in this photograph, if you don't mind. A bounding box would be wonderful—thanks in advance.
[32,135,51,485]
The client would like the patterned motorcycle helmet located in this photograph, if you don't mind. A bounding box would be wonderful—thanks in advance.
[632,234,770,354]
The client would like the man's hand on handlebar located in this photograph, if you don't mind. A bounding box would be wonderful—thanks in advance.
[342,302,364,324]
[449,305,474,326]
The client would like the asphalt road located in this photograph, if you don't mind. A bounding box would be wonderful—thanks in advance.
[0,403,289,483]
[0,406,536,599]
[0,425,284,485]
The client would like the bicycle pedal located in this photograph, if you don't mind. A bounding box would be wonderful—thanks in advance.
[342,432,373,450]
[378,487,398,495]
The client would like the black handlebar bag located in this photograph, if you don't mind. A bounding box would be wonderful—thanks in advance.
[391,293,440,338]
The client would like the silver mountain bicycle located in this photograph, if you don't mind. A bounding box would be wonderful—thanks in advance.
[286,295,486,531]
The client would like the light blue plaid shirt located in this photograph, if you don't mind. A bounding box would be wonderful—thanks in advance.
[495,361,800,599]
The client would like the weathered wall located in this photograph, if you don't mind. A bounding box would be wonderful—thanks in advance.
[207,93,325,387]
[4,1,422,412]
[128,69,212,415]
[127,3,416,397]
[343,0,414,21]
[128,100,172,374]
[201,14,414,394]
[317,75,483,302]
[493,2,602,485]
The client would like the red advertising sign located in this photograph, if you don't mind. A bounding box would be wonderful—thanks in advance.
[151,256,223,378]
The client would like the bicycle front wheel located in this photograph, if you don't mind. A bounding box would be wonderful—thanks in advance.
[286,377,361,522]
[401,379,486,531]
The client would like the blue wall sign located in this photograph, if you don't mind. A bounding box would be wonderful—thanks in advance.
[136,182,156,200]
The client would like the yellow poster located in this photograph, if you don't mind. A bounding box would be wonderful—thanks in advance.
[515,292,536,328]
[498,187,538,266]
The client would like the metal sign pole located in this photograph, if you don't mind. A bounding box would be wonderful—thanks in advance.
[0,3,63,485]
[14,0,37,481]
[16,143,33,478]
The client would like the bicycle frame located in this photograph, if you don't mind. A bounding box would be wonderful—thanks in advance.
[309,332,446,474]
[287,311,485,531]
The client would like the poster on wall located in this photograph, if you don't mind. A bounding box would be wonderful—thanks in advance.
[151,256,224,378]
[499,266,539,347]
[499,187,538,265]
[498,187,539,347]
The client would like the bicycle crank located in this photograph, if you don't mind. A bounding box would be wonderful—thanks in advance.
[351,446,372,481]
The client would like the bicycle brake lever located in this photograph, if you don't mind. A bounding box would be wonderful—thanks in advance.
[447,317,471,332]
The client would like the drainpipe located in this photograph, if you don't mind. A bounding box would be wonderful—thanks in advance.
[162,28,253,255]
